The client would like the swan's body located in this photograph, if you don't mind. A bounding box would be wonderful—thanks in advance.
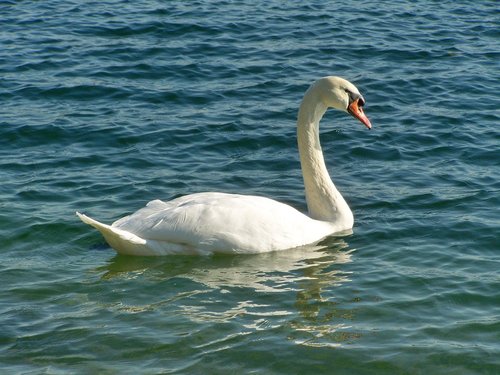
[78,76,371,256]
[77,193,341,256]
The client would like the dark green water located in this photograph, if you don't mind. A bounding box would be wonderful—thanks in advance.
[1,1,499,373]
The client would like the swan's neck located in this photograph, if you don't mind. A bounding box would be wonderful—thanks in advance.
[297,88,353,227]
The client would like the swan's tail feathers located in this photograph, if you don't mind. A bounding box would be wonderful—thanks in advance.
[76,212,110,232]
[76,212,157,256]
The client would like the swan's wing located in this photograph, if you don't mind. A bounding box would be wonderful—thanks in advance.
[111,192,333,253]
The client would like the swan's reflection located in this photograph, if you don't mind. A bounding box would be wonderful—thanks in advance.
[96,237,357,347]
[99,239,352,290]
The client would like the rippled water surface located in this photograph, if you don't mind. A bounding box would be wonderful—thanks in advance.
[1,1,499,373]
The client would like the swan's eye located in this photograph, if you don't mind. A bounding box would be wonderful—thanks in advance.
[345,89,364,106]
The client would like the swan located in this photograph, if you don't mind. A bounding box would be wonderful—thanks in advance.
[77,76,371,256]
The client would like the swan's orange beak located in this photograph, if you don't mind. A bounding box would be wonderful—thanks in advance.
[348,98,372,129]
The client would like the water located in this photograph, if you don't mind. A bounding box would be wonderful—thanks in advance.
[1,0,499,373]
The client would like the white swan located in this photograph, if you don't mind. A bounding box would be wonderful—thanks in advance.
[77,76,371,256]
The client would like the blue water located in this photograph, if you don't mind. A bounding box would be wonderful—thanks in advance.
[1,0,499,373]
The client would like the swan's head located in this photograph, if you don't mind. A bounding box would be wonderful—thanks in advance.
[315,76,372,129]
